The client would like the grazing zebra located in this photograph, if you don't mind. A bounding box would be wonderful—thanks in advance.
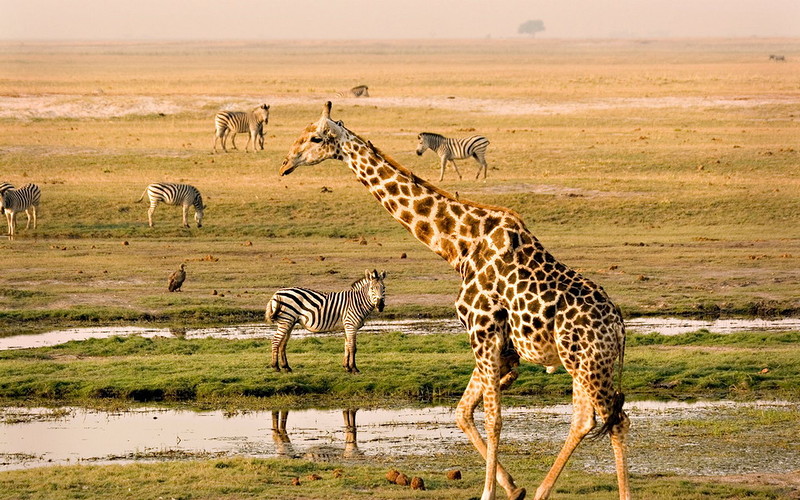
[416,132,490,181]
[137,183,205,228]
[213,104,270,153]
[335,85,369,98]
[1,183,40,237]
[265,269,387,373]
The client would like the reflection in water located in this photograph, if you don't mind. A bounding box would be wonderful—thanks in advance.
[2,317,799,351]
[0,401,797,477]
[271,409,362,461]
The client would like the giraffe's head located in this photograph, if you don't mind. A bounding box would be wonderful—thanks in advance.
[364,269,386,312]
[280,101,346,176]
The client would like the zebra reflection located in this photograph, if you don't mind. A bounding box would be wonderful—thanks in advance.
[271,409,362,460]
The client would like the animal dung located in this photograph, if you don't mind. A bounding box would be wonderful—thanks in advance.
[242,240,253,246]
[332,469,343,478]
[211,290,217,295]
[400,252,407,259]
[386,469,400,483]
[410,477,425,490]
[122,241,129,246]
[395,473,410,486]
[291,477,301,486]
[446,469,462,480]
[307,473,322,481]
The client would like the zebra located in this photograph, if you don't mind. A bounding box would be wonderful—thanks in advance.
[137,183,205,228]
[335,85,369,98]
[265,269,386,374]
[0,182,13,196]
[416,132,490,181]
[213,104,270,153]
[769,54,786,62]
[1,183,40,237]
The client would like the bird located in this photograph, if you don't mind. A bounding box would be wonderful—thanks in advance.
[168,263,186,292]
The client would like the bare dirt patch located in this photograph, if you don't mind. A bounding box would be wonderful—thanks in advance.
[2,94,796,120]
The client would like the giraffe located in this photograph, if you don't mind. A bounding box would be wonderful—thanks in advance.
[280,102,630,500]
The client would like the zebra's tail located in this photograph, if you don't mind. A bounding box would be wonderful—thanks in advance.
[136,188,148,203]
[265,296,281,323]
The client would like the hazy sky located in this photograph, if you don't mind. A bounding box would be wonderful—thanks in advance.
[1,0,798,40]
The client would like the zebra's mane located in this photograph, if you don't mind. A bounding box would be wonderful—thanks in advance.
[349,276,370,289]
[419,132,444,139]
[364,140,523,220]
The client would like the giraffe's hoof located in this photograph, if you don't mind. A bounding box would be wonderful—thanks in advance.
[510,487,526,500]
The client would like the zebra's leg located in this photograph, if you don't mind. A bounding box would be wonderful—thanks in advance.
[4,211,11,236]
[230,132,238,150]
[342,327,359,374]
[450,160,463,180]
[147,204,156,227]
[24,209,31,230]
[439,156,448,181]
[475,155,489,181]
[244,132,253,153]
[31,205,37,229]
[9,211,16,237]
[272,321,295,372]
[181,204,189,228]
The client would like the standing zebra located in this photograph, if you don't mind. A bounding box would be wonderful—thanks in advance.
[0,182,13,196]
[416,132,490,181]
[1,183,40,237]
[137,183,205,228]
[335,85,369,98]
[265,269,387,373]
[213,104,270,153]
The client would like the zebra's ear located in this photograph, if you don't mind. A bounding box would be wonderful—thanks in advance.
[379,270,387,280]
[365,269,372,280]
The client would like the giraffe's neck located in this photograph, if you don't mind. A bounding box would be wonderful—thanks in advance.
[337,132,522,270]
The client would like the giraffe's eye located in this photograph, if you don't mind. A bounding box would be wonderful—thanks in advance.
[309,136,323,143]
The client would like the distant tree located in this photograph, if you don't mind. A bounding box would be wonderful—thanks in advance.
[518,19,545,37]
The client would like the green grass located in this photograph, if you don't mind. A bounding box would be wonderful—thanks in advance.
[0,456,793,500]
[1,330,797,407]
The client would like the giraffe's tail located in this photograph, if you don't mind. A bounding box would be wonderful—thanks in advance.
[590,315,627,440]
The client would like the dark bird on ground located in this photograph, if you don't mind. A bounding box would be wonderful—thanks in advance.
[168,263,186,292]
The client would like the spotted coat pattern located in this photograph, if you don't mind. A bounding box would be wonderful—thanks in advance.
[280,102,630,500]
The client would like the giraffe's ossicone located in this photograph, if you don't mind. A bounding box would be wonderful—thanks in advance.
[281,102,630,500]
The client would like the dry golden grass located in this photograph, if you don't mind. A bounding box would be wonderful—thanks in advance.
[0,39,798,325]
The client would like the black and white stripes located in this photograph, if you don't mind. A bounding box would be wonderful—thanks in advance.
[265,269,386,373]
[1,183,40,237]
[138,183,205,228]
[416,132,490,181]
[213,104,270,153]
[335,85,369,98]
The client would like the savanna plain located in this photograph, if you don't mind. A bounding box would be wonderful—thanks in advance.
[0,39,798,499]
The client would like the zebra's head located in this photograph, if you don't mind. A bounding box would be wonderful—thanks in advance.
[254,104,270,123]
[195,203,205,228]
[364,269,386,312]
[415,133,435,156]
[280,101,345,176]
